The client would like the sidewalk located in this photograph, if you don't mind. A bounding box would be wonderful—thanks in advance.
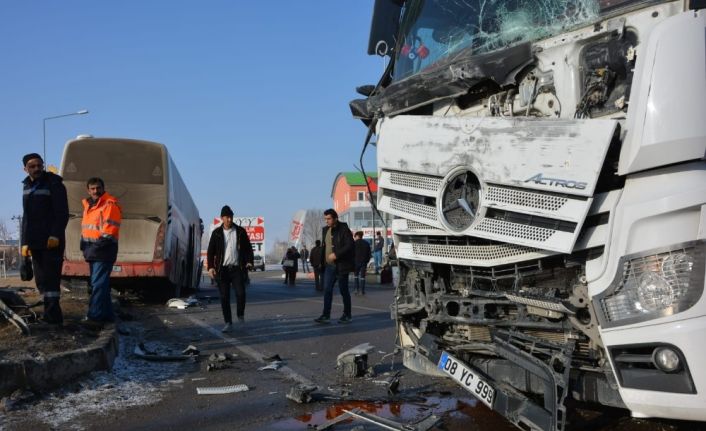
[0,277,118,398]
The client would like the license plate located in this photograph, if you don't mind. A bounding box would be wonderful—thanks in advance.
[438,352,495,408]
[112,265,122,272]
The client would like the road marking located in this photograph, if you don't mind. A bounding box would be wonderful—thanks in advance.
[184,314,315,387]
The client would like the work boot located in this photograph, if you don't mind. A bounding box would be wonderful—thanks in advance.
[338,315,352,324]
[221,322,233,333]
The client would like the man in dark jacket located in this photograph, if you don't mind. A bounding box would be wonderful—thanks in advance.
[21,153,69,325]
[309,240,323,291]
[314,209,354,324]
[284,246,300,286]
[207,205,254,333]
[353,231,371,295]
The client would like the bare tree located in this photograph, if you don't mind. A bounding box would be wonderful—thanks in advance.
[300,209,325,248]
[0,219,11,244]
[267,239,290,264]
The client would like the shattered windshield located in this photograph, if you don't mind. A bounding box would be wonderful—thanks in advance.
[392,0,641,82]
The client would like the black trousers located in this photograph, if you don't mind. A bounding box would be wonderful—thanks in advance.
[313,266,322,291]
[285,268,297,285]
[217,265,246,323]
[31,248,64,324]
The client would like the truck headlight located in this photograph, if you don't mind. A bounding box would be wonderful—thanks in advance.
[597,241,705,328]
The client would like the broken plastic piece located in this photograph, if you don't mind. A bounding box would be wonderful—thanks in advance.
[286,384,318,404]
[337,343,375,378]
[263,353,282,361]
[257,361,282,371]
[196,384,249,395]
[166,297,198,309]
[182,345,199,356]
[134,343,193,362]
[336,343,374,364]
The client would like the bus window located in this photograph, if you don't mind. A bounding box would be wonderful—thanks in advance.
[62,140,164,185]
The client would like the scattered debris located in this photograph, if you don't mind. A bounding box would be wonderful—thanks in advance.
[263,353,282,362]
[166,296,198,309]
[0,297,30,336]
[208,352,237,362]
[191,377,207,381]
[258,361,282,371]
[341,408,440,431]
[0,389,36,412]
[207,362,232,372]
[182,345,199,356]
[286,384,318,404]
[337,343,374,378]
[206,352,238,371]
[314,411,354,430]
[133,343,194,362]
[196,384,249,395]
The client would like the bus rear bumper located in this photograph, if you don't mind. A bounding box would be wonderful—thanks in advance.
[62,260,170,278]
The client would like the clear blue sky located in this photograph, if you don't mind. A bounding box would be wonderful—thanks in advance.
[0,1,383,249]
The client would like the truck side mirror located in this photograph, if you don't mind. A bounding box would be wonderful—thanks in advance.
[356,85,376,97]
[367,0,403,57]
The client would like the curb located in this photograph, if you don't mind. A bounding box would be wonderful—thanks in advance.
[0,325,119,397]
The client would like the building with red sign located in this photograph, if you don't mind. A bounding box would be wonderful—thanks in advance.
[331,172,392,239]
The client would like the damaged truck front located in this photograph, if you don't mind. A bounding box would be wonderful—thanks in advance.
[351,0,706,429]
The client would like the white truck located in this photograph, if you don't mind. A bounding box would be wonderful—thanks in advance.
[352,0,706,429]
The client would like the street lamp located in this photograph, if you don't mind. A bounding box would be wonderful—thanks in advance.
[43,109,89,162]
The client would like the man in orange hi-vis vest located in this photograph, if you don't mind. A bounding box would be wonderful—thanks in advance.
[80,177,121,327]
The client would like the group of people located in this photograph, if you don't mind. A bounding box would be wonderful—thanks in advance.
[21,150,391,334]
[21,153,121,329]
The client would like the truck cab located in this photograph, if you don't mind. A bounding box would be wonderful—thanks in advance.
[353,1,706,429]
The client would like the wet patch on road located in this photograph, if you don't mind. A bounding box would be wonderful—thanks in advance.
[268,396,517,430]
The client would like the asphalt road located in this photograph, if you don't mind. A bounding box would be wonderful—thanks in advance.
[2,270,704,431]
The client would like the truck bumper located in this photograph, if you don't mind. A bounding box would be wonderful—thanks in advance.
[602,314,706,421]
[62,260,169,278]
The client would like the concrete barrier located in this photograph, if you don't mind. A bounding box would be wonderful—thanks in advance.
[0,326,118,397]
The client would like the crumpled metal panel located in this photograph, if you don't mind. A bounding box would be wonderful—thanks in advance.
[378,115,616,197]
[377,115,617,253]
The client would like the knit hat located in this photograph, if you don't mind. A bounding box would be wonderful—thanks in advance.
[22,153,43,166]
[220,205,234,217]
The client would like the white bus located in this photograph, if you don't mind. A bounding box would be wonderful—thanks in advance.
[60,136,202,296]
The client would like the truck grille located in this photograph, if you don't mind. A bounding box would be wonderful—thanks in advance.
[411,242,540,261]
[474,218,556,242]
[379,169,593,253]
[485,185,569,212]
[389,171,443,192]
[389,197,437,221]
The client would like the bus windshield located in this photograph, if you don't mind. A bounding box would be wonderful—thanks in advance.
[62,140,164,185]
[392,0,642,82]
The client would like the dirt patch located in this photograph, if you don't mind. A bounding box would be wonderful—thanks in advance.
[0,277,99,362]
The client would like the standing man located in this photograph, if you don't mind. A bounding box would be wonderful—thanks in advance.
[314,209,354,324]
[285,246,300,286]
[353,231,371,295]
[80,177,122,325]
[309,240,323,291]
[21,153,69,326]
[300,244,310,273]
[207,206,254,333]
[373,231,385,274]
